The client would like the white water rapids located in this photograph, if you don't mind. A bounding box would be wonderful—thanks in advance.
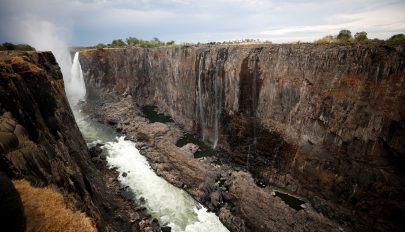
[68,52,229,232]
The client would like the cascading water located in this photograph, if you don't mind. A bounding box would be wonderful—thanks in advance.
[67,52,86,106]
[197,52,206,141]
[245,54,259,168]
[68,51,229,232]
[213,50,227,149]
[251,55,258,147]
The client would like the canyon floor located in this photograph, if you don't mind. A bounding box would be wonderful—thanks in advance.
[82,95,364,232]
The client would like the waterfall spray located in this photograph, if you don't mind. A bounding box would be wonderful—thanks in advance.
[67,52,86,106]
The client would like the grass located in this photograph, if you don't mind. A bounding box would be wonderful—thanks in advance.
[314,35,339,44]
[13,179,97,232]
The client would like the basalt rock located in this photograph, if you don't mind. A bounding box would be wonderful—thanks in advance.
[80,44,405,231]
[0,51,145,231]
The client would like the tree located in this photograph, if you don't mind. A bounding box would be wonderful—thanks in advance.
[337,29,352,42]
[111,39,126,47]
[2,42,16,50]
[126,37,140,46]
[387,34,405,43]
[95,43,107,49]
[0,42,35,51]
[354,31,368,42]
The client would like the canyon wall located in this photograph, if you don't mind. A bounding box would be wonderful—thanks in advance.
[0,51,137,231]
[80,44,405,230]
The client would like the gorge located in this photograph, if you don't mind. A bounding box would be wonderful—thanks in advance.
[79,43,405,231]
[0,42,404,232]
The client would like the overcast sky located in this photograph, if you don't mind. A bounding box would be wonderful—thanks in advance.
[0,0,405,46]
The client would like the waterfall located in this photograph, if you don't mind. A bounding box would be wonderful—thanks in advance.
[252,55,258,147]
[213,50,226,149]
[197,52,206,141]
[242,54,259,168]
[67,52,86,106]
[213,60,221,149]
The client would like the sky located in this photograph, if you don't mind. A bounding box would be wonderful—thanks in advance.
[0,0,405,46]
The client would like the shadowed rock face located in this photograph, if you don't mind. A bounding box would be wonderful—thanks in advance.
[0,51,141,231]
[80,44,405,231]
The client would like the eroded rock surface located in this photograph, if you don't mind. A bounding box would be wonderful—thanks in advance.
[0,51,153,231]
[80,44,405,231]
[83,96,348,232]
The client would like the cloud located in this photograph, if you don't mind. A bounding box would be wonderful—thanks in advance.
[259,0,405,42]
[0,0,404,45]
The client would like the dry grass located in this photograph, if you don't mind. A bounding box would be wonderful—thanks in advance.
[314,35,339,44]
[13,180,97,232]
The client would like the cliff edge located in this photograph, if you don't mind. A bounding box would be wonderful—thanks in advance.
[0,51,143,231]
[80,43,405,231]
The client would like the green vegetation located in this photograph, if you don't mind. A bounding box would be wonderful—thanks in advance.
[175,133,215,158]
[314,30,404,44]
[111,39,126,47]
[124,36,175,48]
[0,42,36,51]
[86,37,177,49]
[141,105,174,123]
[95,43,107,49]
[354,31,368,42]
[83,37,273,50]
[336,29,352,42]
[74,31,405,51]
[386,34,405,44]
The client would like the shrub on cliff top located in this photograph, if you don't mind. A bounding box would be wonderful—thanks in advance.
[386,34,405,44]
[337,29,352,42]
[354,31,368,42]
[110,39,127,48]
[124,36,176,48]
[95,43,107,49]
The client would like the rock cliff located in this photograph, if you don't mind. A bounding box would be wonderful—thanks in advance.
[80,43,405,231]
[0,51,142,231]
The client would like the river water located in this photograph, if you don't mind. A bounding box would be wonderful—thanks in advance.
[69,53,229,232]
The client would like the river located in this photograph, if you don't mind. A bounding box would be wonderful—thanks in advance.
[69,52,229,232]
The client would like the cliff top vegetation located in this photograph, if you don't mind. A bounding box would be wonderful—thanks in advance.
[0,42,36,51]
[73,30,405,51]
[314,30,405,45]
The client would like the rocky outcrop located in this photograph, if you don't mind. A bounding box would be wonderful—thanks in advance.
[83,95,343,232]
[80,44,405,231]
[0,51,146,231]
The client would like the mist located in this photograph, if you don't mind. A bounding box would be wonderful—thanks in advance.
[1,16,83,105]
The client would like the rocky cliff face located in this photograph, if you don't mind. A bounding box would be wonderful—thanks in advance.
[80,44,405,231]
[0,51,141,231]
